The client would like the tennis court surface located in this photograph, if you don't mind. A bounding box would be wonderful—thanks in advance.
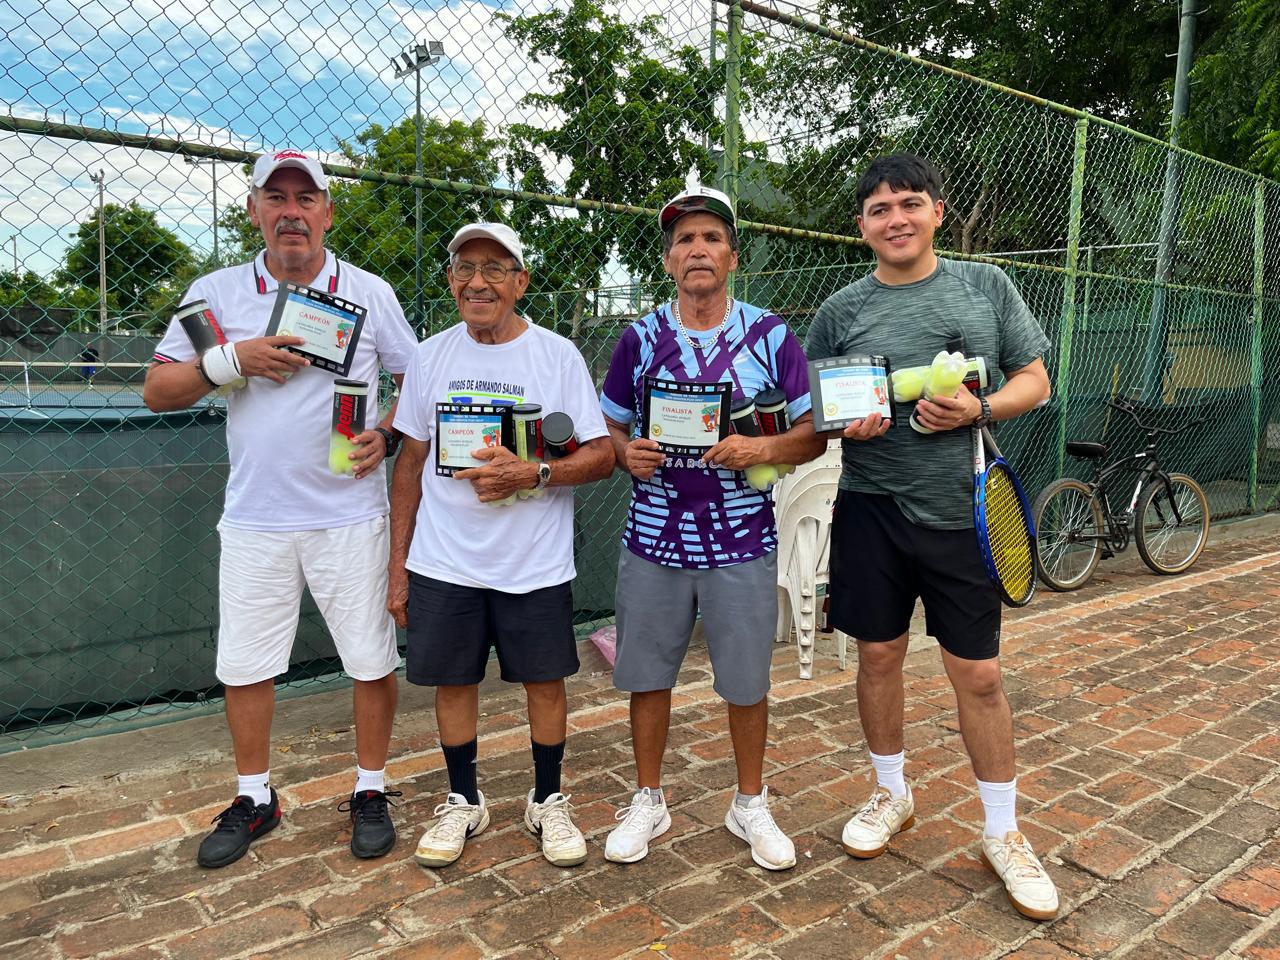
[2,523,1278,959]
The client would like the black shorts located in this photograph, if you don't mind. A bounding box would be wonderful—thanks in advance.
[405,573,580,686]
[828,490,1001,660]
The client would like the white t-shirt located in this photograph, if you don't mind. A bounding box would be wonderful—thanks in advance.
[153,249,419,532]
[393,321,608,593]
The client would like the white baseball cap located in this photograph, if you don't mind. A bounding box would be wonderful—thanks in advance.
[251,150,329,191]
[659,168,736,231]
[447,222,525,268]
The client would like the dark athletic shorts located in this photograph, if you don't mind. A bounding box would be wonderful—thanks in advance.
[405,572,580,686]
[828,490,1001,660]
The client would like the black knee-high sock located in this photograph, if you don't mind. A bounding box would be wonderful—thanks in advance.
[531,739,565,804]
[442,739,479,805]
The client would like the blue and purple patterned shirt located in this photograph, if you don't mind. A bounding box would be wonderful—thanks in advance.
[600,300,812,569]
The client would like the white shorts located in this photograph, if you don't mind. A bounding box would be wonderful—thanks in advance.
[216,515,400,686]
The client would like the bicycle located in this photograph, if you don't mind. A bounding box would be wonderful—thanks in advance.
[1033,399,1210,591]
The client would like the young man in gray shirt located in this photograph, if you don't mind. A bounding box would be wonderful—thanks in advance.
[806,153,1058,920]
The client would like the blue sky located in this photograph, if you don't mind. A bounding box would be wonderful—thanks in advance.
[0,0,717,281]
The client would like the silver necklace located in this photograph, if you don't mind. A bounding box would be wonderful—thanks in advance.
[671,296,732,351]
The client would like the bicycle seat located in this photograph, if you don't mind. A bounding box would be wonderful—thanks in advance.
[1066,441,1109,459]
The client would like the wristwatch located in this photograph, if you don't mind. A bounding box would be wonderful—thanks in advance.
[373,427,400,458]
[534,462,552,491]
[973,397,993,429]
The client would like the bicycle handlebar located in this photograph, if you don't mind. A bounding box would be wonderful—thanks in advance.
[1105,399,1207,436]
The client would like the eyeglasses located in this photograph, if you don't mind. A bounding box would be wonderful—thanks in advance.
[450,260,520,283]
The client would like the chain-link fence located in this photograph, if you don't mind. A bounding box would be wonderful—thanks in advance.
[3,0,1279,741]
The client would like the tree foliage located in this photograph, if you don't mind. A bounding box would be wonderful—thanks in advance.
[1183,0,1280,177]
[498,0,736,329]
[57,203,195,320]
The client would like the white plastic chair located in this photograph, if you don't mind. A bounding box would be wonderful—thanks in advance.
[772,441,849,678]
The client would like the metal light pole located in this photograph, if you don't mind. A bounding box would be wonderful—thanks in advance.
[89,169,107,338]
[6,235,15,273]
[1141,0,1199,404]
[185,156,220,263]
[392,39,444,325]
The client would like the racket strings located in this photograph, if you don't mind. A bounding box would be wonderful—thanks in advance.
[984,468,1034,600]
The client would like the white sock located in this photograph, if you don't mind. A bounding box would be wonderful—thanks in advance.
[638,786,665,806]
[976,777,1018,838]
[237,771,271,806]
[869,750,907,799]
[354,766,386,795]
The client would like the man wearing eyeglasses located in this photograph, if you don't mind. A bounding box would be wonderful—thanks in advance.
[388,222,613,869]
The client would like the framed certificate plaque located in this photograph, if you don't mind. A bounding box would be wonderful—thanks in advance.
[434,403,513,476]
[808,355,895,432]
[265,282,367,376]
[641,377,731,456]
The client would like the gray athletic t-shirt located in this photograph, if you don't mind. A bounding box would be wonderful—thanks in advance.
[806,258,1049,530]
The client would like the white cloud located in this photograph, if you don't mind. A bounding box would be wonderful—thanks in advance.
[2,0,734,275]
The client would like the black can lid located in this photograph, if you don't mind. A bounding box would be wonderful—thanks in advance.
[542,411,575,445]
[730,398,756,416]
[512,403,543,417]
[334,378,369,389]
[754,388,786,411]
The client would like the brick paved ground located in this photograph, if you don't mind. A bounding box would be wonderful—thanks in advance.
[2,530,1279,959]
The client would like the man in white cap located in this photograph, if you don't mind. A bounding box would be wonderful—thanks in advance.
[598,173,826,870]
[388,221,613,868]
[145,149,419,868]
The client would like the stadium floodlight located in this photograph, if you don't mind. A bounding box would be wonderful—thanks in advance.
[389,38,446,326]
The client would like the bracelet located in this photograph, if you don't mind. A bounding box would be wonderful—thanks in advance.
[193,354,218,389]
[200,343,242,386]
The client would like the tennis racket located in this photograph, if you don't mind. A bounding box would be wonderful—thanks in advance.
[972,426,1037,607]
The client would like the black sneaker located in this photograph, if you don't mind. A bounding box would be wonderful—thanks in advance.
[340,789,402,859]
[196,789,281,868]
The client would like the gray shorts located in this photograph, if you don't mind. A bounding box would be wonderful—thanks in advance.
[613,549,778,706]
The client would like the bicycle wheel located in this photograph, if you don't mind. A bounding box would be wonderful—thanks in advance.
[1135,473,1209,575]
[1032,479,1105,591]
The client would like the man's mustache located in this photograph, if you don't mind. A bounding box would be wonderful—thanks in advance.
[276,218,310,237]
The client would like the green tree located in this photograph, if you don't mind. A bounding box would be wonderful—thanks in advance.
[1183,0,1280,177]
[0,270,59,309]
[499,0,742,332]
[57,203,194,317]
[745,1,1196,258]
[221,118,500,331]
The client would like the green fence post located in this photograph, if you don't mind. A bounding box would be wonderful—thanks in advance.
[722,0,742,300]
[1057,118,1089,477]
[1250,179,1265,512]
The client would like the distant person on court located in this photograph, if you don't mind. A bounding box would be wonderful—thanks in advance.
[388,222,613,869]
[806,153,1057,919]
[598,174,825,871]
[144,150,417,868]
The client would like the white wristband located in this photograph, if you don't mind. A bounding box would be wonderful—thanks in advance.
[201,343,241,386]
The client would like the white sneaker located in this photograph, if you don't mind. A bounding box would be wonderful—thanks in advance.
[724,786,796,871]
[604,788,671,863]
[414,792,489,868]
[524,790,588,867]
[841,785,915,859]
[981,830,1059,920]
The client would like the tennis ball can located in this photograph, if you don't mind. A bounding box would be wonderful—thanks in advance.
[329,379,369,475]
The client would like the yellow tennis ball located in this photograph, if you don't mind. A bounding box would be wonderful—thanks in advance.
[892,366,928,402]
[746,464,779,491]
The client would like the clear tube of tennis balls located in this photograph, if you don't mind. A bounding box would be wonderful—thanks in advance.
[512,403,544,501]
[910,351,967,434]
[891,365,929,403]
[329,379,368,474]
